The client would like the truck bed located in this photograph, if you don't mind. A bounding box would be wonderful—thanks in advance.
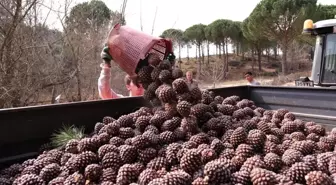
[1,85,336,168]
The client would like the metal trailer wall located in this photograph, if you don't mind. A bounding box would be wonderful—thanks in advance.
[208,85,336,127]
[1,85,336,168]
[248,86,336,129]
[0,97,151,168]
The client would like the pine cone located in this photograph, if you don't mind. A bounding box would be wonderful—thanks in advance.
[230,127,247,147]
[138,169,159,185]
[246,129,267,152]
[240,156,266,174]
[250,168,277,185]
[161,170,192,185]
[264,153,282,172]
[166,143,182,165]
[204,159,231,184]
[138,147,157,164]
[147,157,168,171]
[100,168,117,182]
[172,78,189,94]
[116,164,138,185]
[177,101,192,117]
[102,152,122,170]
[235,144,254,158]
[305,171,333,185]
[286,162,311,184]
[231,170,250,185]
[281,121,297,134]
[180,149,202,174]
[119,145,137,164]
[84,164,102,182]
[13,174,44,185]
[158,86,177,103]
[317,152,334,174]
[282,149,303,166]
[64,172,85,185]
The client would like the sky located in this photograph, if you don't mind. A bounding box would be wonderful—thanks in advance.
[41,0,335,57]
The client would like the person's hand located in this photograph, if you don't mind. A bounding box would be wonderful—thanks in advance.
[167,52,176,62]
[167,52,176,66]
[101,44,112,66]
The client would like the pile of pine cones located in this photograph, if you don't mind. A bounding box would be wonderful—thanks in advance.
[1,59,336,185]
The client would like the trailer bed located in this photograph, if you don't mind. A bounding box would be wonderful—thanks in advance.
[1,85,336,168]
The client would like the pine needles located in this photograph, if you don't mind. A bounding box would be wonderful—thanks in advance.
[51,124,85,148]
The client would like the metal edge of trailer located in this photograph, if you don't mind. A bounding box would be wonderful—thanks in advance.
[0,96,151,168]
[248,85,336,127]
[209,85,336,127]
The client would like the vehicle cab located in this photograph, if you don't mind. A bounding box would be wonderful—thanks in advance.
[296,17,336,87]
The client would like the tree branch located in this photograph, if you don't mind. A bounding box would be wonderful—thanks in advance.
[0,1,14,17]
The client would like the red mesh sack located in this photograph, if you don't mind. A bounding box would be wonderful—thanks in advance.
[107,23,173,76]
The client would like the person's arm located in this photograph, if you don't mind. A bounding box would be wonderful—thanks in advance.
[98,63,120,99]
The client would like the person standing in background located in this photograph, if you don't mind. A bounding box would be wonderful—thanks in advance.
[245,72,261,85]
[185,71,198,89]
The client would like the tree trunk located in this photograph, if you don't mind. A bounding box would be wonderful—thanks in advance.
[277,47,280,58]
[238,43,240,56]
[251,49,255,70]
[11,90,22,108]
[195,46,198,60]
[207,41,210,65]
[51,86,56,104]
[266,48,270,63]
[257,49,262,71]
[197,44,202,80]
[75,47,82,101]
[201,44,205,64]
[236,42,239,56]
[222,41,226,73]
[281,45,288,75]
[273,46,277,59]
[178,44,181,62]
[215,45,218,57]
[0,0,22,63]
[187,46,190,62]
[76,71,82,101]
[225,38,229,72]
[218,43,222,59]
[290,42,294,72]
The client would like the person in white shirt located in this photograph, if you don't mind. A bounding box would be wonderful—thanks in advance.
[245,72,261,85]
[98,46,144,99]
[185,71,198,89]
